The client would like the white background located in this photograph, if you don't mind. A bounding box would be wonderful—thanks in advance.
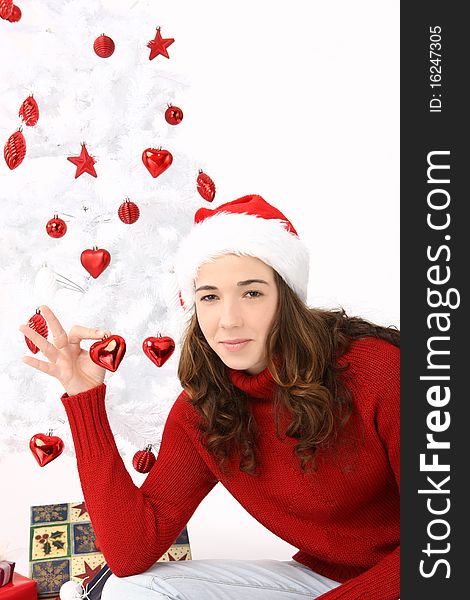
[0,0,399,575]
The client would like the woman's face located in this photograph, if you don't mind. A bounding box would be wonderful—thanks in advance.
[195,254,279,375]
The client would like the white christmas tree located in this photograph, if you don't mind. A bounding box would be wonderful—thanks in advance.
[0,0,210,459]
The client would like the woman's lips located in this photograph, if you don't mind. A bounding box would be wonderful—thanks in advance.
[221,340,251,352]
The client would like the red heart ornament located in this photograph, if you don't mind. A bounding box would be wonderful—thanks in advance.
[81,247,111,278]
[142,148,173,178]
[30,432,64,467]
[89,335,126,372]
[142,336,175,367]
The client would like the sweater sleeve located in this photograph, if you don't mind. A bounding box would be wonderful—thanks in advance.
[318,341,400,600]
[61,383,218,577]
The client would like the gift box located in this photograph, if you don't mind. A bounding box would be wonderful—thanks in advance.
[0,562,15,587]
[71,527,192,600]
[0,573,37,599]
[29,502,105,599]
[29,502,192,599]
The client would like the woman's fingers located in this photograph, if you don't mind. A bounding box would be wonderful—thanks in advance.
[22,355,59,377]
[19,324,60,363]
[68,325,111,345]
[39,304,68,349]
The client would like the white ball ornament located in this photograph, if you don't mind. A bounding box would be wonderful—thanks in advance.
[59,580,83,600]
[34,265,58,303]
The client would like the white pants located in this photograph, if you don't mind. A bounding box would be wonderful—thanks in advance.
[101,559,341,599]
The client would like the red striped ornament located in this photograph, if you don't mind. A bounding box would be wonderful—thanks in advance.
[4,129,26,170]
[93,34,115,58]
[25,310,49,354]
[19,95,40,126]
[118,198,140,224]
[132,446,156,473]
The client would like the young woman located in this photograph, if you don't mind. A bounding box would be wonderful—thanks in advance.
[20,195,400,600]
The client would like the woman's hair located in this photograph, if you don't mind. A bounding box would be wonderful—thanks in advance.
[178,270,400,475]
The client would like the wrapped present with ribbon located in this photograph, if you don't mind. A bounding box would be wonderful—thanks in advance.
[0,572,37,599]
[29,502,192,598]
[29,502,106,598]
[70,527,192,600]
[0,561,15,587]
[0,561,16,588]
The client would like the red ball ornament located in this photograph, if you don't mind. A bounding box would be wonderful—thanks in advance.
[93,34,115,58]
[164,104,183,125]
[25,309,48,354]
[89,334,126,372]
[132,445,156,473]
[46,215,67,238]
[19,95,39,126]
[29,430,64,467]
[142,335,175,367]
[197,170,216,202]
[118,198,140,224]
[0,0,13,19]
[4,129,26,170]
[6,4,20,21]
[142,147,173,178]
[80,246,111,278]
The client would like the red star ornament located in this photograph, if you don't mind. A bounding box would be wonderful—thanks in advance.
[147,27,174,61]
[67,144,97,178]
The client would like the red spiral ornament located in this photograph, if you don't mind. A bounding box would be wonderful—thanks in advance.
[132,446,156,473]
[4,130,26,170]
[93,34,115,58]
[197,170,216,202]
[25,310,49,355]
[6,4,20,21]
[0,0,13,20]
[19,96,40,127]
[118,199,140,224]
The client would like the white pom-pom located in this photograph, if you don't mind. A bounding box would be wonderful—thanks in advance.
[59,580,83,599]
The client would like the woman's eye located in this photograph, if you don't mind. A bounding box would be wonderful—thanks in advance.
[199,291,262,302]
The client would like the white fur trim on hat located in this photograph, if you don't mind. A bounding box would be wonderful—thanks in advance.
[173,211,310,311]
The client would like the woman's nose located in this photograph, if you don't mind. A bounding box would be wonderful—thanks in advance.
[219,300,243,328]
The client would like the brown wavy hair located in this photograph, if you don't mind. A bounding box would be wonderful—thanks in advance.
[178,270,399,475]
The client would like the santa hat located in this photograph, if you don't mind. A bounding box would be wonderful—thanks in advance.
[173,194,310,312]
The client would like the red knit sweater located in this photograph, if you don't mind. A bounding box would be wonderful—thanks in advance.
[61,336,400,600]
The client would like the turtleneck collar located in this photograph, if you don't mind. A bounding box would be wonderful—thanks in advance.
[227,364,276,399]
